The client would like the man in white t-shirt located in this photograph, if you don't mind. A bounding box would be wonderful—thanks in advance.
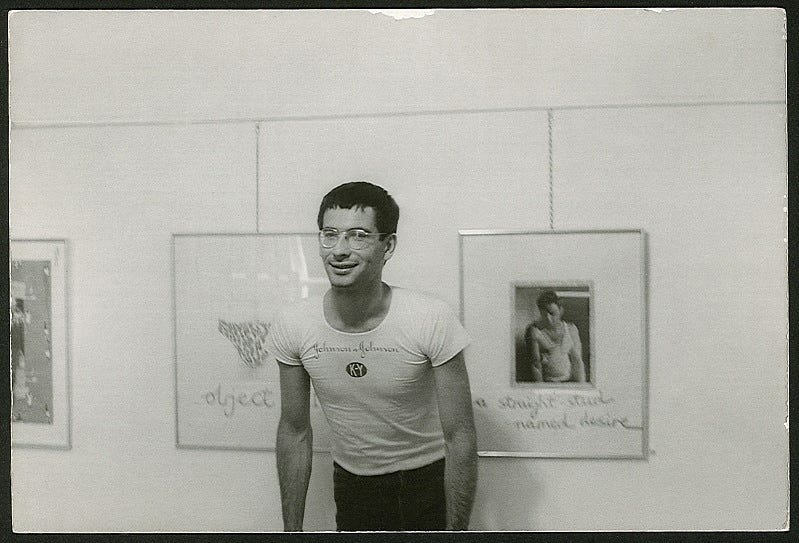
[265,181,477,531]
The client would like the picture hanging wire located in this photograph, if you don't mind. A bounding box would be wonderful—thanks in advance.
[255,122,261,233]
[547,109,554,230]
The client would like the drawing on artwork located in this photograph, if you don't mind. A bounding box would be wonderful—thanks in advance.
[11,261,54,424]
[218,320,271,369]
[10,239,70,449]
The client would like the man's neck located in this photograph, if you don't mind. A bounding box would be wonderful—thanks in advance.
[326,282,391,332]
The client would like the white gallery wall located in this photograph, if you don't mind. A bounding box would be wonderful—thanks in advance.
[9,9,787,531]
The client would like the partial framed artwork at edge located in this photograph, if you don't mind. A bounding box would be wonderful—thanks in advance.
[460,230,647,459]
[10,239,71,449]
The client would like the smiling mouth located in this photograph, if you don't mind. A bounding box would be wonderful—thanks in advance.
[329,262,357,272]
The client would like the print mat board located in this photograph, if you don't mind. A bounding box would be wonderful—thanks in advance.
[460,230,648,458]
[173,234,332,451]
[10,239,71,449]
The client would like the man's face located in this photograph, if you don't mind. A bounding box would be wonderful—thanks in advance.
[544,302,563,325]
[319,206,395,290]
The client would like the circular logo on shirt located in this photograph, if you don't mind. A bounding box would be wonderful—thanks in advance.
[345,362,368,378]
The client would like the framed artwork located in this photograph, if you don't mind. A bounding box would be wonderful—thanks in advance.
[460,230,648,458]
[173,233,332,451]
[10,239,71,449]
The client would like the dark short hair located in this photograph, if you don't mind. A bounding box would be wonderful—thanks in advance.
[536,289,560,314]
[317,181,400,236]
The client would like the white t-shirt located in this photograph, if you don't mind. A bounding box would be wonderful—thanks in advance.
[265,286,470,476]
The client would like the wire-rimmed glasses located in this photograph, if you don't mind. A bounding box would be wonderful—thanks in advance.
[318,228,388,250]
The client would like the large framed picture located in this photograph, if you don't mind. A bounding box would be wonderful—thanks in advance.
[173,233,332,451]
[460,230,647,458]
[10,239,71,449]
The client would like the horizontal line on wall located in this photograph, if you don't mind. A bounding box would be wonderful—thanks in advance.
[9,99,786,130]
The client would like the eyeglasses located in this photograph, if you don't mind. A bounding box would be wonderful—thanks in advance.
[318,228,387,250]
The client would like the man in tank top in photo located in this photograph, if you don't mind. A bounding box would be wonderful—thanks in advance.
[525,289,587,383]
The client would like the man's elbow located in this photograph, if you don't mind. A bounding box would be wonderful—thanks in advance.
[443,422,477,452]
[277,415,312,442]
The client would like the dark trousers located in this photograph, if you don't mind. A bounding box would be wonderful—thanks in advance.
[333,458,446,531]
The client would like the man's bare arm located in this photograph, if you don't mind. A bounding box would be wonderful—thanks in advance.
[433,351,478,530]
[276,362,313,531]
[527,327,543,382]
[567,324,586,383]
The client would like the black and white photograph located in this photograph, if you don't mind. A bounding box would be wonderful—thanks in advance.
[7,8,787,533]
[514,284,592,386]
